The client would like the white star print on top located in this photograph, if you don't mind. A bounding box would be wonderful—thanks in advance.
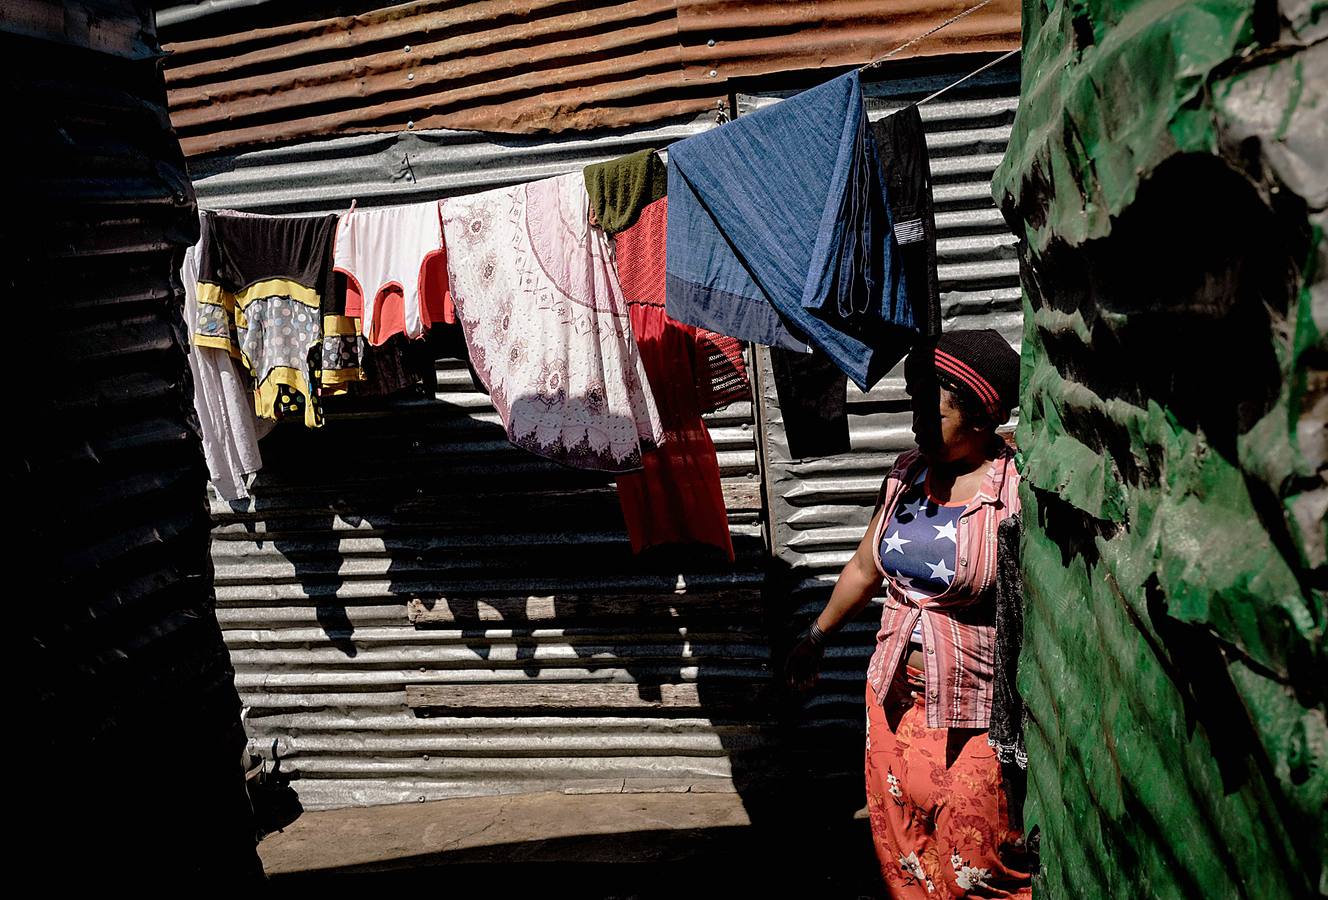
[926,558,956,583]
[881,531,911,554]
[932,520,958,544]
[877,466,965,642]
[899,496,930,520]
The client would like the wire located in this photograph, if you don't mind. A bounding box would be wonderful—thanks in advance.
[859,0,998,71]
[916,47,1020,105]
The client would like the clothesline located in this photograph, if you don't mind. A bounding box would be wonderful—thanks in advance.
[202,51,1015,226]
[855,0,1019,112]
[917,48,1020,106]
[860,0,999,70]
[184,64,949,563]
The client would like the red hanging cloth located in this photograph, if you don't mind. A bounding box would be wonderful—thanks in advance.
[614,198,735,560]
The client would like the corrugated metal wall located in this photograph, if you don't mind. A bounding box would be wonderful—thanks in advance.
[189,113,719,213]
[189,55,1023,812]
[12,0,260,879]
[191,115,779,810]
[156,0,1018,156]
[739,57,1023,741]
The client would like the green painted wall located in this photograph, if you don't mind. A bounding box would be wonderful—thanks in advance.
[994,1,1326,896]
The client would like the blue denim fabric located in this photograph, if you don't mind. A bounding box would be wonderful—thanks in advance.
[664,70,916,390]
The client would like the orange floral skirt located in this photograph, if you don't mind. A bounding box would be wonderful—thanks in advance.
[865,676,1032,898]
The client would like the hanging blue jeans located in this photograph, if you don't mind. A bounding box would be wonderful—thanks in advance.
[664,70,916,391]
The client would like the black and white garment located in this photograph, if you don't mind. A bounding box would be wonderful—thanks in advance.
[194,212,361,428]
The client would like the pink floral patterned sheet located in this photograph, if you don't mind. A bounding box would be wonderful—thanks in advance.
[441,173,662,472]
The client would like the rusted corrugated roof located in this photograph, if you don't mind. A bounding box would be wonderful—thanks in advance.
[159,0,1018,157]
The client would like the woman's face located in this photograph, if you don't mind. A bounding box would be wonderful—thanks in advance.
[912,387,972,462]
[906,358,989,464]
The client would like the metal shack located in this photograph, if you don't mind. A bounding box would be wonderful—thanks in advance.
[155,0,1023,812]
[11,0,260,880]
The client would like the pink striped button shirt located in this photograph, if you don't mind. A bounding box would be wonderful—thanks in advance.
[864,446,1021,730]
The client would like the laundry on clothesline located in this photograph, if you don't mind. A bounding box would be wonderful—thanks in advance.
[181,210,274,502]
[193,211,359,429]
[588,150,735,560]
[584,147,669,236]
[441,172,663,474]
[664,70,918,392]
[872,104,942,339]
[334,200,452,346]
[179,64,953,545]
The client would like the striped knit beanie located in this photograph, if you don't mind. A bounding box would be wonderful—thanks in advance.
[933,329,1019,422]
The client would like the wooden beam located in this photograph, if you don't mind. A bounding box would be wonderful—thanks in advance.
[405,682,766,712]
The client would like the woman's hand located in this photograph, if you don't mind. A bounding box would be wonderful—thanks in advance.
[785,634,825,693]
[784,506,886,695]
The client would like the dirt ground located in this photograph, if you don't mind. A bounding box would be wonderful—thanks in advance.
[260,789,886,896]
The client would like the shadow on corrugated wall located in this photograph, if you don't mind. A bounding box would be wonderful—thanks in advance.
[189,113,825,821]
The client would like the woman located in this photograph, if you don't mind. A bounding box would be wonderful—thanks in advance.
[786,329,1031,898]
